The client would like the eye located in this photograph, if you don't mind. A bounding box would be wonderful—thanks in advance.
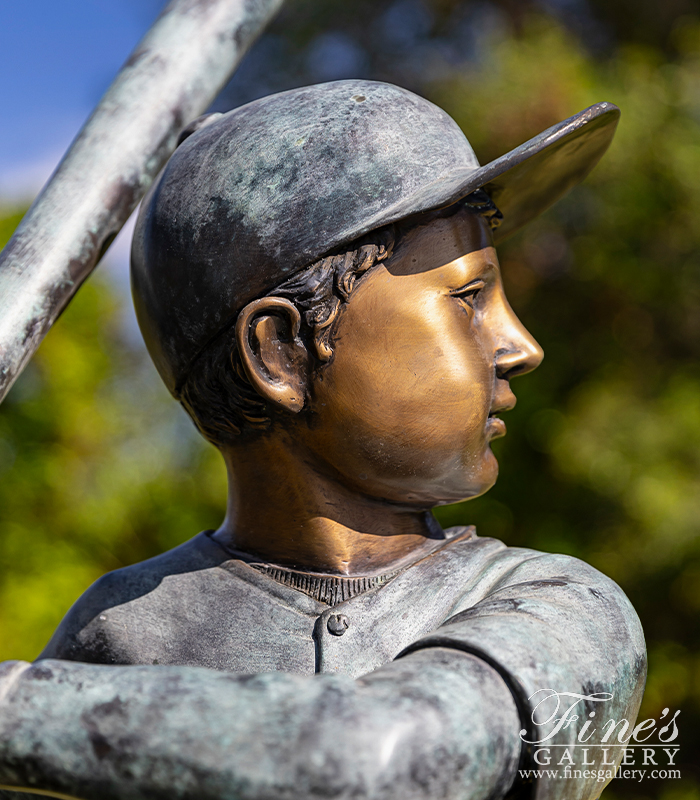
[450,280,486,310]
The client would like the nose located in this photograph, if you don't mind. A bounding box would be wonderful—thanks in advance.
[494,318,544,381]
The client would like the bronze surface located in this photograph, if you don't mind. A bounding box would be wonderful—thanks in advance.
[212,209,543,575]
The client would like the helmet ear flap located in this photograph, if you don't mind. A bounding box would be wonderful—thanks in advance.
[177,113,223,147]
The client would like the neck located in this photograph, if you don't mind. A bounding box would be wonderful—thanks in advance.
[212,432,444,576]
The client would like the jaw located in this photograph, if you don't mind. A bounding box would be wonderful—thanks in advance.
[427,449,500,507]
[334,444,500,509]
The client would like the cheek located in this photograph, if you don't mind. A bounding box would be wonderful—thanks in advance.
[313,299,494,470]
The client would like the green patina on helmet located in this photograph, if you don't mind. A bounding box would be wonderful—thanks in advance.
[131,80,619,397]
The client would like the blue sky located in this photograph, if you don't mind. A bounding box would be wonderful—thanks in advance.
[0,0,162,200]
[0,1,165,285]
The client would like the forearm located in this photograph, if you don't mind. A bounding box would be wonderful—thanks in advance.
[0,649,520,800]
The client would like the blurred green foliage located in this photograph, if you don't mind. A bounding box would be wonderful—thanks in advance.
[0,256,227,659]
[1,3,699,797]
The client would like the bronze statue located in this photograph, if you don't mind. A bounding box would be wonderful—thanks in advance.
[0,81,646,800]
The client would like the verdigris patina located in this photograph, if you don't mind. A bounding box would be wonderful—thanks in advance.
[0,81,646,800]
[0,0,285,404]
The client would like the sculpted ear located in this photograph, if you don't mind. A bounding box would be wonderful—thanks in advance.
[235,297,309,413]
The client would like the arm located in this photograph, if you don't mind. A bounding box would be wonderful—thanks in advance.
[0,650,521,800]
[402,552,647,800]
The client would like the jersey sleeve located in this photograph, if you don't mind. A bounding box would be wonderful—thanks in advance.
[400,551,647,800]
[0,649,521,800]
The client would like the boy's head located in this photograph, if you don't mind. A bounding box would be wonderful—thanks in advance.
[177,189,501,446]
[131,80,617,503]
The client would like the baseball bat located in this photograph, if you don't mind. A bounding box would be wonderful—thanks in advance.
[0,0,284,405]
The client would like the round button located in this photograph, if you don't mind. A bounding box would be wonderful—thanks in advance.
[327,614,349,636]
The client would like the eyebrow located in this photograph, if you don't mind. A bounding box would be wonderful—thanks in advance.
[449,262,497,292]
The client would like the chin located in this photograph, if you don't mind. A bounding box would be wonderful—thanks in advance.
[452,453,499,504]
[423,460,499,508]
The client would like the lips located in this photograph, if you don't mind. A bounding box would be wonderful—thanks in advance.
[487,387,516,440]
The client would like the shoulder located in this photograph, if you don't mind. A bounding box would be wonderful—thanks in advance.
[443,527,644,651]
[38,532,233,664]
[444,525,625,587]
[442,527,642,631]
